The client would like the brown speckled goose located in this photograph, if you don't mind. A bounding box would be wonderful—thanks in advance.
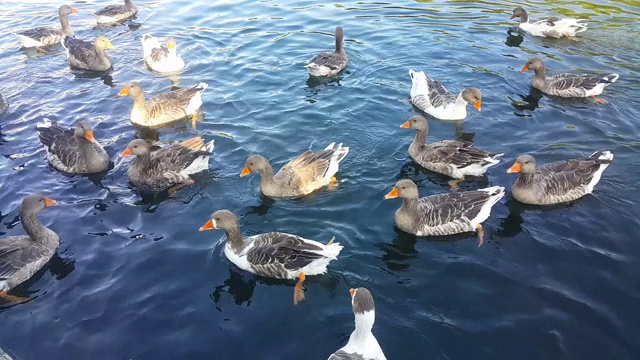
[328,288,387,360]
[62,36,114,71]
[0,195,58,302]
[506,152,613,205]
[93,0,138,24]
[401,115,502,189]
[241,143,349,198]
[521,58,619,104]
[199,209,342,305]
[306,26,348,77]
[120,137,214,193]
[384,179,504,244]
[15,5,77,48]
[117,82,208,128]
[37,119,110,174]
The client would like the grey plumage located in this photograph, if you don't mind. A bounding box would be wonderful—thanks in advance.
[62,36,113,71]
[329,350,366,360]
[402,115,501,179]
[507,152,613,205]
[15,5,76,47]
[122,137,213,193]
[307,26,348,77]
[523,58,618,99]
[93,0,138,23]
[352,287,375,314]
[386,179,504,237]
[37,119,110,174]
[0,195,58,292]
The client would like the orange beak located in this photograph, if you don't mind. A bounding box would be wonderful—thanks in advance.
[120,147,133,157]
[474,100,482,112]
[117,87,129,97]
[199,219,215,231]
[384,187,399,199]
[520,64,529,72]
[71,8,78,14]
[44,197,57,207]
[240,166,251,177]
[349,288,356,297]
[84,130,96,143]
[400,120,411,128]
[507,162,522,173]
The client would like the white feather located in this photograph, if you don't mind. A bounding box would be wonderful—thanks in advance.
[457,153,503,177]
[306,63,333,77]
[15,34,44,48]
[469,186,505,227]
[409,69,470,121]
[586,151,613,193]
[323,143,349,181]
[181,140,214,176]
[185,83,208,115]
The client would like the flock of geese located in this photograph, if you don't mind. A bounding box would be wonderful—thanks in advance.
[0,2,621,359]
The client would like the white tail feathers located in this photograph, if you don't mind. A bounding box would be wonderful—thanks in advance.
[470,186,506,227]
[602,74,619,84]
[37,118,53,129]
[323,142,349,181]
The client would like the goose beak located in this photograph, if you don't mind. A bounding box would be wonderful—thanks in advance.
[507,162,521,173]
[120,147,133,157]
[240,166,251,177]
[400,120,411,128]
[44,198,57,207]
[84,130,96,143]
[167,42,175,50]
[105,42,114,49]
[509,14,516,20]
[384,188,399,199]
[199,219,216,231]
[520,64,529,72]
[71,8,78,14]
[349,288,356,298]
[117,87,129,97]
[474,100,482,111]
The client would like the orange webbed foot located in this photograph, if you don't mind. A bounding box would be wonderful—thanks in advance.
[293,272,306,305]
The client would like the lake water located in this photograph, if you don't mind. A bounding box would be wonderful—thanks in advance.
[1,0,639,359]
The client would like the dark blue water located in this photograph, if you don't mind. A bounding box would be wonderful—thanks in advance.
[1,0,640,359]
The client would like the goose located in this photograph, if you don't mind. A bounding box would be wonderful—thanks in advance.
[199,209,343,305]
[240,143,349,198]
[62,36,114,71]
[510,7,587,38]
[0,194,58,303]
[120,137,214,194]
[409,69,482,120]
[506,151,613,205]
[306,26,348,77]
[142,34,185,73]
[328,287,387,360]
[384,179,504,245]
[400,115,502,190]
[0,93,7,115]
[37,118,110,174]
[521,58,619,104]
[117,82,208,128]
[93,0,138,24]
[15,5,77,48]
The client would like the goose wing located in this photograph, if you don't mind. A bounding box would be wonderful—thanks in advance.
[308,51,345,70]
[417,190,496,227]
[425,140,494,168]
[37,122,81,169]
[426,76,456,108]
[538,157,610,193]
[246,233,326,272]
[95,4,128,17]
[146,85,205,120]
[18,27,63,42]
[0,237,47,282]
[150,137,210,175]
[62,36,98,64]
[278,149,335,185]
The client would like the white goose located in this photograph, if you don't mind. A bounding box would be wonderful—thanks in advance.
[199,210,343,304]
[328,287,387,360]
[142,34,185,73]
[510,7,587,38]
[409,69,482,121]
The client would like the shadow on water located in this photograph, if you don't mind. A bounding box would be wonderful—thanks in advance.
[244,195,276,217]
[210,264,339,307]
[505,27,525,47]
[498,197,580,238]
[510,87,544,113]
[69,67,116,88]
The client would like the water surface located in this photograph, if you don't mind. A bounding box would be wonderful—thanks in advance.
[0,0,639,359]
